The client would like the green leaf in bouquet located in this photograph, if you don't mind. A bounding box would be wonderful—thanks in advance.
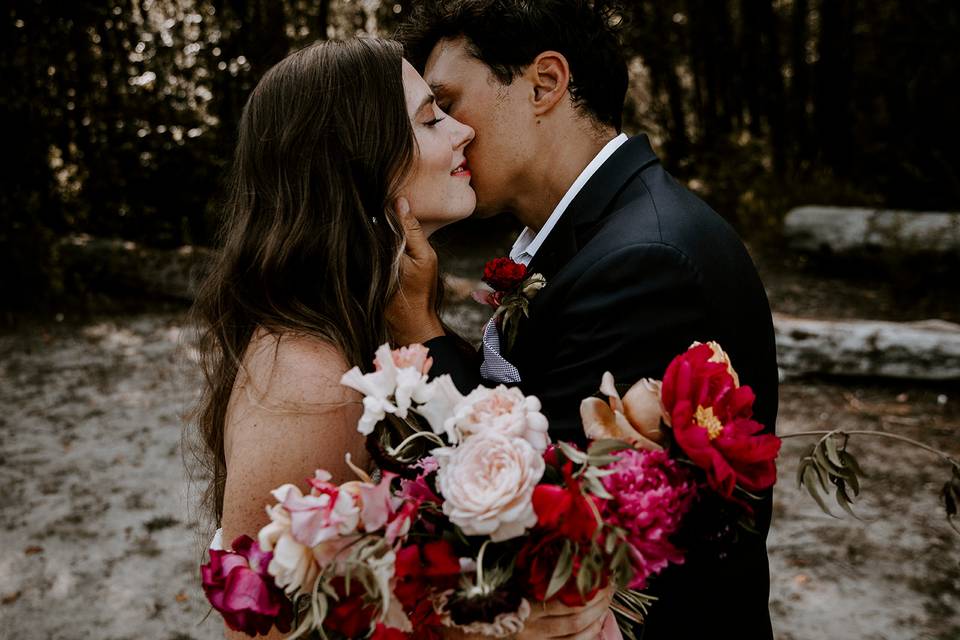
[575,542,604,597]
[610,540,633,588]
[557,441,589,465]
[545,540,575,599]
[576,557,597,596]
[583,474,614,500]
[604,532,618,555]
[587,439,634,458]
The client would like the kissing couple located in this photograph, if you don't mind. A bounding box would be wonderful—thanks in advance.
[193,1,779,638]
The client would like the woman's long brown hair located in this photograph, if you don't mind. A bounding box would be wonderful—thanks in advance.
[191,38,417,524]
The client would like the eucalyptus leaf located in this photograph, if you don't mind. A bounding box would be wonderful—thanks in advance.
[943,481,957,517]
[576,559,596,596]
[586,453,623,467]
[825,434,844,468]
[814,442,840,475]
[810,457,831,493]
[796,457,811,490]
[840,450,865,479]
[802,465,835,517]
[834,481,860,520]
[584,475,614,500]
[605,534,617,555]
[558,441,589,465]
[587,439,634,457]
[545,540,574,599]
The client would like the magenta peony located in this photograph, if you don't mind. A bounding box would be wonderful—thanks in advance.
[200,535,292,636]
[600,449,696,589]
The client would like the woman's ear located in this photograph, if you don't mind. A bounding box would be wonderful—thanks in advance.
[527,51,571,117]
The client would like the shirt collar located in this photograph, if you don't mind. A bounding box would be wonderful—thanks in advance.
[509,133,629,266]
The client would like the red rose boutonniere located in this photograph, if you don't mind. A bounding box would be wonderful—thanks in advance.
[472,257,546,353]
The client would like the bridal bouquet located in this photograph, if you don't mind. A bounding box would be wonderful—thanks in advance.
[201,342,781,638]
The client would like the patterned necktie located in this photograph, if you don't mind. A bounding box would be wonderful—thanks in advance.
[478,316,522,384]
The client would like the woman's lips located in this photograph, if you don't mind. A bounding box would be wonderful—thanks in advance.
[451,160,471,177]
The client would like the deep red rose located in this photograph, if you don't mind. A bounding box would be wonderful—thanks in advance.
[516,535,605,607]
[532,464,603,542]
[200,535,292,637]
[482,257,527,292]
[324,577,378,638]
[394,541,461,633]
[661,343,781,497]
[371,623,411,640]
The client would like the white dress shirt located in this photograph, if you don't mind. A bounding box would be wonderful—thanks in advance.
[509,133,629,266]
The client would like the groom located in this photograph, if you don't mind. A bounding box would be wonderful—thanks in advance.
[389,2,779,638]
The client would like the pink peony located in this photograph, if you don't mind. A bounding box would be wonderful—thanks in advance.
[200,535,292,636]
[600,449,696,589]
[378,344,433,375]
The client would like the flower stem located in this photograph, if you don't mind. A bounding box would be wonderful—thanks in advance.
[475,539,491,587]
[389,429,445,457]
[782,430,956,464]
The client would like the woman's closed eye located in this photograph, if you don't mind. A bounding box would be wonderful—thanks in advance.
[424,116,446,127]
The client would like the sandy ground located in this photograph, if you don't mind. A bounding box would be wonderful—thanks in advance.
[1,273,958,638]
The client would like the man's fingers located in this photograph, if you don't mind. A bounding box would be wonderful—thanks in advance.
[557,614,607,640]
[393,196,432,262]
[541,589,610,619]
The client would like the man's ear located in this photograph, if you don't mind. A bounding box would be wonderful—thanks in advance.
[527,51,570,116]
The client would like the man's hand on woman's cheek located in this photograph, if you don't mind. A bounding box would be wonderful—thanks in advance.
[386,197,445,346]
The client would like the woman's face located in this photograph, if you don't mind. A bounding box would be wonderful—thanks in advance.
[399,59,476,236]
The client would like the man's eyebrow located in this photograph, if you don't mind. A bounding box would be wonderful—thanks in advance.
[429,82,447,96]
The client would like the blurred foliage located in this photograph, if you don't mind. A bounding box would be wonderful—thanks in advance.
[3,0,959,311]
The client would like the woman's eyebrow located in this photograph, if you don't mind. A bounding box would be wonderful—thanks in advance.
[416,93,436,115]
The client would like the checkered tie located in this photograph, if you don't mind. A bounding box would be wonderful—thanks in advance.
[479,316,522,383]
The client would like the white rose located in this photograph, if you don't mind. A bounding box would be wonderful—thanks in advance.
[452,385,550,453]
[434,432,545,542]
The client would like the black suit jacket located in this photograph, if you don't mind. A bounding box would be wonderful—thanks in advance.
[427,135,778,639]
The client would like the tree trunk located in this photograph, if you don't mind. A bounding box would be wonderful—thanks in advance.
[789,0,811,170]
[815,0,856,176]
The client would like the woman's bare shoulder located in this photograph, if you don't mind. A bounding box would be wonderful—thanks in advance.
[223,330,363,458]
[239,329,356,405]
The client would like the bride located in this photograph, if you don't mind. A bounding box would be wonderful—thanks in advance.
[192,38,611,639]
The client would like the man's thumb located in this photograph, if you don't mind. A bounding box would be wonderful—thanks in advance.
[395,197,430,259]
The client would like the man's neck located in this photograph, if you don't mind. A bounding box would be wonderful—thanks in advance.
[510,127,618,232]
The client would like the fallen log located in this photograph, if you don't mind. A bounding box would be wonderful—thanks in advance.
[784,206,960,259]
[56,236,960,382]
[775,314,960,381]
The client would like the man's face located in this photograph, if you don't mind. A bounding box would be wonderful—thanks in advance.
[423,37,532,218]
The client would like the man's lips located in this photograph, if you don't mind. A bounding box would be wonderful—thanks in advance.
[451,159,470,177]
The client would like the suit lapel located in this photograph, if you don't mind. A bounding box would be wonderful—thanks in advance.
[510,135,661,365]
